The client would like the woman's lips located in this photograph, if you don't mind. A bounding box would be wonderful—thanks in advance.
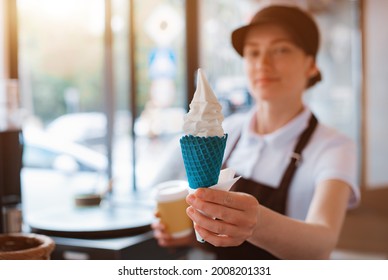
[254,77,280,86]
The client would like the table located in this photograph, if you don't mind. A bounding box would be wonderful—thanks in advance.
[49,232,188,260]
[26,202,189,259]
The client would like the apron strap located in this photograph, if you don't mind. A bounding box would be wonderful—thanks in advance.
[278,114,318,191]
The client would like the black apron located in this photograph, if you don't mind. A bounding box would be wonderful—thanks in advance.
[202,114,318,259]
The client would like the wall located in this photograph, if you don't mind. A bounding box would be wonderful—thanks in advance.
[364,0,388,188]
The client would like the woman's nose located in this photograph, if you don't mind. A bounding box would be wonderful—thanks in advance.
[254,51,272,69]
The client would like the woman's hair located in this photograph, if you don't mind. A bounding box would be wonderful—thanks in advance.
[231,5,322,88]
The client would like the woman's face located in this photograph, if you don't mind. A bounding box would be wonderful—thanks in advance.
[243,24,317,104]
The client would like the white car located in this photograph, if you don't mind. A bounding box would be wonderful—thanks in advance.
[21,128,108,214]
[23,127,107,173]
[45,111,131,146]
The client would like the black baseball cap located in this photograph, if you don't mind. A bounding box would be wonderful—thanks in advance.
[231,5,320,57]
[231,5,322,87]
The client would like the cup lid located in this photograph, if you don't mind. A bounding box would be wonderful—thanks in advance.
[155,180,189,202]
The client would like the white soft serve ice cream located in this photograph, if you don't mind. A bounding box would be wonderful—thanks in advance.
[183,69,225,137]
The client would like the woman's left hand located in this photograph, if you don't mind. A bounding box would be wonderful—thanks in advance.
[186,187,260,247]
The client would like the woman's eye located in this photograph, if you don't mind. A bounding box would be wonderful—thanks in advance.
[246,49,259,58]
[272,46,291,55]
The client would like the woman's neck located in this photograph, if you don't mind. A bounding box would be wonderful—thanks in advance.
[254,102,305,135]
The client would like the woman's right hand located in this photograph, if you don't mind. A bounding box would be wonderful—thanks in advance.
[151,212,195,247]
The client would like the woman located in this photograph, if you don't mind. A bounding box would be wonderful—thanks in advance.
[152,5,359,259]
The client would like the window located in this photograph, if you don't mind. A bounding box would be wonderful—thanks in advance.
[17,0,187,215]
[128,0,186,190]
[199,0,256,117]
[18,0,108,213]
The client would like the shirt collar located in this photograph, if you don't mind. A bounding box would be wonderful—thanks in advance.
[242,106,312,147]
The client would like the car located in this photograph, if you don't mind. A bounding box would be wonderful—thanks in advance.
[21,127,108,214]
[22,127,107,173]
[45,111,131,147]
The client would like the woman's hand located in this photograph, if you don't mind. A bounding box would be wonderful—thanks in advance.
[186,188,260,247]
[151,211,195,247]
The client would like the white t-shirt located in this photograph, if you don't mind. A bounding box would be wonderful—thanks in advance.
[224,107,360,220]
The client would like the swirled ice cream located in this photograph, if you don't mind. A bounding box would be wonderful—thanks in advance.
[183,69,224,137]
[180,68,227,190]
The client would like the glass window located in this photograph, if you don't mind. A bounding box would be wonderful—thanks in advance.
[23,145,57,169]
[18,0,187,214]
[304,0,361,143]
[18,0,109,213]
[131,0,186,190]
[199,0,257,117]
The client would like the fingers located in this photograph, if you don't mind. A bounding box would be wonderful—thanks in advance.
[151,219,165,228]
[151,220,173,246]
[186,189,259,225]
[189,188,258,211]
[154,210,161,218]
[151,220,195,247]
[193,223,243,247]
[185,189,260,247]
[187,206,253,238]
[187,195,247,225]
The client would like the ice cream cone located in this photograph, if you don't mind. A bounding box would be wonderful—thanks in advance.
[180,68,229,243]
[180,134,227,189]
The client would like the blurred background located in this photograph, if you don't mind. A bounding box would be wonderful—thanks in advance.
[0,0,387,259]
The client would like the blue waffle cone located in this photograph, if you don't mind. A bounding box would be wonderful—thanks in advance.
[180,134,228,189]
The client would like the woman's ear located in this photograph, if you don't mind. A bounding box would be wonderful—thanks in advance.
[306,57,319,79]
[305,57,322,88]
[309,65,319,79]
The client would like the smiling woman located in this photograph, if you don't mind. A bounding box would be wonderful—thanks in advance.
[242,24,317,107]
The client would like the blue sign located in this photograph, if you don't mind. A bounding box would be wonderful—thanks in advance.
[148,48,176,79]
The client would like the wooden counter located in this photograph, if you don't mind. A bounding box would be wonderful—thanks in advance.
[337,188,388,257]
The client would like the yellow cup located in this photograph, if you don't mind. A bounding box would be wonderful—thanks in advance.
[155,180,193,238]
